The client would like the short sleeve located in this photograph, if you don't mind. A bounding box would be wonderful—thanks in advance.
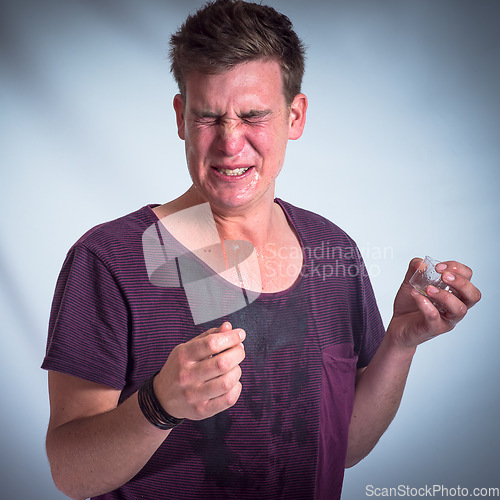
[354,253,386,369]
[42,244,129,390]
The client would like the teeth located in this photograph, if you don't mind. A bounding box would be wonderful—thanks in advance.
[217,167,249,176]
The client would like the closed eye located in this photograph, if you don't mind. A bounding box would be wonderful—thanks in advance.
[240,110,271,124]
[191,109,272,126]
[195,115,220,125]
[191,109,222,125]
[195,117,219,125]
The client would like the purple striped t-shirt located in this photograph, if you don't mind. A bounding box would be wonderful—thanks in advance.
[42,199,385,500]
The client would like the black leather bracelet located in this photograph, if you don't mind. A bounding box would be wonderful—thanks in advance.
[138,371,185,430]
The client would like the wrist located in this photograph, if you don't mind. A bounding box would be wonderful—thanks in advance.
[385,321,418,360]
[138,372,185,431]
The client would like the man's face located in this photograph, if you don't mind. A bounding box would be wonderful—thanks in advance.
[174,59,306,213]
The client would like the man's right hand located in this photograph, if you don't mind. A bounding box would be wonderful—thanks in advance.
[154,321,246,421]
[45,322,245,499]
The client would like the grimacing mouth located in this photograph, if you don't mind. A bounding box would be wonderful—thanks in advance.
[215,167,251,176]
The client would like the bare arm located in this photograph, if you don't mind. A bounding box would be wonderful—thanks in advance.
[345,258,481,468]
[46,373,169,499]
[345,337,414,468]
[46,322,246,499]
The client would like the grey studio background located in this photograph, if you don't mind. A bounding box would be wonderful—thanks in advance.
[1,0,499,498]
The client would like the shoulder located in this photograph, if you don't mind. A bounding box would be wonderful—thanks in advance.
[69,205,159,265]
[276,198,356,248]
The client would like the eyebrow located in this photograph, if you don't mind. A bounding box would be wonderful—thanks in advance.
[239,109,272,119]
[192,110,220,119]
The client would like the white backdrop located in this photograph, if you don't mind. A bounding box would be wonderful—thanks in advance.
[1,0,499,498]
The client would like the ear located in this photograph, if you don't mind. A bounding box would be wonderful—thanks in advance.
[288,93,307,140]
[173,94,186,140]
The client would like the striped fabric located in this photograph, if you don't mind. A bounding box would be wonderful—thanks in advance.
[42,199,385,500]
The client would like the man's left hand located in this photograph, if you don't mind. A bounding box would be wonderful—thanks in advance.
[388,258,482,350]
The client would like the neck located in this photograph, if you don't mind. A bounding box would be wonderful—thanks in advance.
[212,201,279,251]
[177,185,280,253]
[154,186,302,293]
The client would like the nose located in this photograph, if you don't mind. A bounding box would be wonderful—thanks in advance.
[217,119,245,157]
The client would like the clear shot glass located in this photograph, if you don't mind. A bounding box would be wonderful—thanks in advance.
[409,256,456,313]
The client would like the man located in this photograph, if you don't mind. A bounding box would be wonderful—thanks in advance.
[42,1,481,499]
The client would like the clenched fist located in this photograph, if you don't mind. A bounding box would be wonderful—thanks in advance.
[153,322,246,421]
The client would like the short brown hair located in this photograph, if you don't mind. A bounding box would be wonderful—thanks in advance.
[169,0,306,106]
